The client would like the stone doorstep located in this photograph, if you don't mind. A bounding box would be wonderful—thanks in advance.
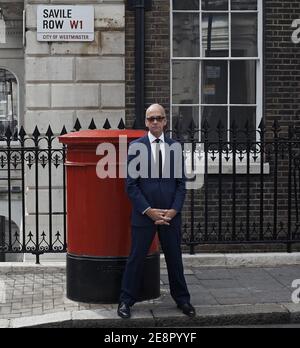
[2,303,300,328]
[1,253,300,274]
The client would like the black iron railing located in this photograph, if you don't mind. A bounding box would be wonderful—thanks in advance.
[0,118,125,264]
[0,118,299,263]
[0,125,67,264]
[173,119,300,253]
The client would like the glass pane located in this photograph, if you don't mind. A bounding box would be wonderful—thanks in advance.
[0,69,18,137]
[173,61,199,104]
[231,0,257,10]
[202,61,227,104]
[230,106,256,143]
[173,106,199,140]
[232,14,257,57]
[202,13,229,57]
[202,0,228,10]
[173,0,199,10]
[173,13,200,57]
[230,61,256,104]
[201,106,227,143]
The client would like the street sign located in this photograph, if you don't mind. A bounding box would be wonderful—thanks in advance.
[37,5,94,42]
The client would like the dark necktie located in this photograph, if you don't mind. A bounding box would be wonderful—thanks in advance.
[155,138,162,178]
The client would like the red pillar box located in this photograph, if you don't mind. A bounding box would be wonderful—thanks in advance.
[59,130,160,303]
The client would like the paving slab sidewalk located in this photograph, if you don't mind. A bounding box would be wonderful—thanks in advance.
[0,253,300,328]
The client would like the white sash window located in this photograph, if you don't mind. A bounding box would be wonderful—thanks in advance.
[171,0,263,143]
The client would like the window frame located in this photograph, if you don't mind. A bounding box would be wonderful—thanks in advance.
[0,67,20,142]
[170,0,263,141]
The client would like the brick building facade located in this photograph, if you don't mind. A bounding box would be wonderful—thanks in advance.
[126,0,300,131]
[125,0,170,127]
[125,0,300,250]
[265,0,300,127]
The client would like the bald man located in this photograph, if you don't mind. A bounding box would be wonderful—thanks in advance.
[118,104,195,319]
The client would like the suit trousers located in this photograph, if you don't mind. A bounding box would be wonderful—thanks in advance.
[119,223,190,306]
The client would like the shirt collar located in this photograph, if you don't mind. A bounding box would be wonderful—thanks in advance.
[148,131,165,143]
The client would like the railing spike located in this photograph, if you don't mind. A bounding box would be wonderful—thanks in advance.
[103,118,111,129]
[5,126,12,139]
[60,125,67,135]
[46,125,54,138]
[202,117,209,131]
[272,119,280,132]
[173,116,179,130]
[19,126,26,138]
[258,118,265,130]
[288,125,295,138]
[189,117,196,130]
[32,126,40,139]
[88,118,97,130]
[117,118,126,130]
[73,118,82,131]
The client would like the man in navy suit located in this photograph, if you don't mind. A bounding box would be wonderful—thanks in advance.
[118,104,195,319]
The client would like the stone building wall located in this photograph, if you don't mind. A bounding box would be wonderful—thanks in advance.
[23,0,126,251]
[24,0,125,134]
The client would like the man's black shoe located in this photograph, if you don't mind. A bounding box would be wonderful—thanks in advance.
[177,303,196,317]
[117,302,131,319]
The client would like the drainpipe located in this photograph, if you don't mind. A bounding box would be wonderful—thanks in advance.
[128,0,152,129]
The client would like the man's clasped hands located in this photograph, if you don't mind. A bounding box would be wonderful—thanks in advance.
[146,208,177,225]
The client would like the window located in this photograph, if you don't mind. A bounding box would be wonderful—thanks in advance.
[171,0,262,142]
[0,69,18,138]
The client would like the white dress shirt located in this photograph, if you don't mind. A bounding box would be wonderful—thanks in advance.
[148,131,165,168]
[142,132,166,215]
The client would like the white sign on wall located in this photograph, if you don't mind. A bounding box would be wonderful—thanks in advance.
[292,19,300,44]
[37,5,94,42]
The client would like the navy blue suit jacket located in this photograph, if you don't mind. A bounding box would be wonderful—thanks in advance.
[126,134,186,227]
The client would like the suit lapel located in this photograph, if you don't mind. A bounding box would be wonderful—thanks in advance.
[141,135,153,177]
